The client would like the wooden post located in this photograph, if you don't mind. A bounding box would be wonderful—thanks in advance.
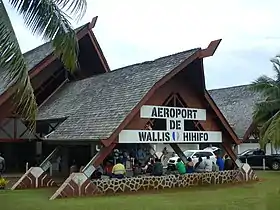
[262,158,266,170]
[26,162,29,172]
[50,164,53,176]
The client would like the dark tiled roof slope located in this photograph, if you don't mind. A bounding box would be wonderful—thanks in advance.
[0,24,87,96]
[0,42,53,96]
[208,85,264,138]
[38,49,199,140]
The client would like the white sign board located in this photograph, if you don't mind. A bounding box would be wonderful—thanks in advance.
[140,105,206,120]
[166,118,184,131]
[118,105,222,144]
[119,130,222,144]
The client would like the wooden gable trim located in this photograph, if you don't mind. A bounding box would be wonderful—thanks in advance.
[89,16,98,29]
[242,122,256,142]
[199,39,222,58]
[101,52,200,147]
[87,31,110,72]
[87,16,110,72]
[101,39,224,147]
[204,91,241,144]
[0,18,101,107]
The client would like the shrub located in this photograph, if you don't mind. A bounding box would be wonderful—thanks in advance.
[0,178,9,188]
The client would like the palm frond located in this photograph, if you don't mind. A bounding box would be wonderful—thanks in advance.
[250,75,280,98]
[254,99,280,119]
[52,0,87,21]
[0,0,37,129]
[270,58,280,82]
[259,116,273,149]
[252,104,273,125]
[260,110,280,149]
[9,0,87,72]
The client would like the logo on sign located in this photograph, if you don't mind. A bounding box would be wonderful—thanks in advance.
[172,131,180,141]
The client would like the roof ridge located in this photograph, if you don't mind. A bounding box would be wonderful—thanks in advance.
[22,23,89,56]
[23,42,51,56]
[67,48,200,85]
[112,48,201,72]
[208,84,251,91]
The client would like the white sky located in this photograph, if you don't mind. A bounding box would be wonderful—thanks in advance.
[4,0,280,89]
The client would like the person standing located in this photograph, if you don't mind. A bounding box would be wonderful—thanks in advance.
[204,156,213,172]
[160,147,169,164]
[0,153,5,177]
[136,147,145,166]
[194,157,206,173]
[152,158,163,176]
[186,157,194,173]
[224,155,234,170]
[216,155,225,171]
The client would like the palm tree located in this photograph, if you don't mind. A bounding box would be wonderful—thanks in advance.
[0,0,87,129]
[250,57,280,149]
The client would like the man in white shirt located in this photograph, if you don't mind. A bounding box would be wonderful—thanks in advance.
[204,156,213,172]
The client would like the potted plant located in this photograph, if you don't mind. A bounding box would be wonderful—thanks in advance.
[0,178,9,190]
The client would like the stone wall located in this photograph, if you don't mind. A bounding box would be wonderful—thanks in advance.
[50,164,258,200]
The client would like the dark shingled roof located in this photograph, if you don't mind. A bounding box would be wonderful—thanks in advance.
[0,42,53,96]
[38,48,199,140]
[208,85,263,139]
[0,24,87,96]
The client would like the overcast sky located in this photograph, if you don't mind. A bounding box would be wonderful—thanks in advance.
[4,0,280,89]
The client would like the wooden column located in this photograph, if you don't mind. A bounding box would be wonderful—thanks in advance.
[169,144,187,163]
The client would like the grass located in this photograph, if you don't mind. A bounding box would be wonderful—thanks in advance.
[1,171,280,210]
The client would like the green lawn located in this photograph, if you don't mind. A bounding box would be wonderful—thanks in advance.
[1,171,280,210]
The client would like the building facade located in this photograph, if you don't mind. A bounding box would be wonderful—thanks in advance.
[0,17,265,177]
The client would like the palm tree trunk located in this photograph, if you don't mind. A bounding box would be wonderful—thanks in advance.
[0,0,37,129]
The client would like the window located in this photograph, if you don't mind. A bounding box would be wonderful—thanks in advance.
[245,150,254,156]
[193,152,204,158]
[184,151,195,157]
[253,149,265,155]
[239,149,254,156]
[202,152,213,157]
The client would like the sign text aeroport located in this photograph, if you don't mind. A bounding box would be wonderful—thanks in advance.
[140,105,206,121]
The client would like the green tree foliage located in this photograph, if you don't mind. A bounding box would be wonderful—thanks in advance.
[250,57,280,148]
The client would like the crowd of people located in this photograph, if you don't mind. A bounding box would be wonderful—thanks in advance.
[89,152,235,179]
[91,157,165,179]
[174,154,235,175]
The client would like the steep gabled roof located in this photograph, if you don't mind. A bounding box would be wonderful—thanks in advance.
[38,49,200,140]
[208,85,263,138]
[0,21,104,98]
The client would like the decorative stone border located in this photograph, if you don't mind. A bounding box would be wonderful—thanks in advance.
[11,167,57,190]
[50,173,98,200]
[50,163,258,200]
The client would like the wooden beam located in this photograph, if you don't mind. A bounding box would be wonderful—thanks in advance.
[204,91,241,145]
[242,122,256,142]
[87,31,110,72]
[222,141,237,162]
[38,79,68,109]
[0,138,28,142]
[92,143,116,167]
